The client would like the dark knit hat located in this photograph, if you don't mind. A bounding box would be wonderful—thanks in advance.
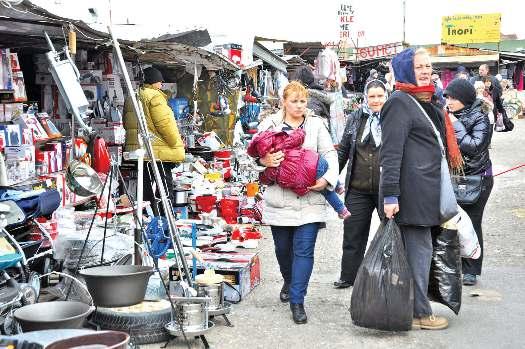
[444,78,476,107]
[143,67,164,84]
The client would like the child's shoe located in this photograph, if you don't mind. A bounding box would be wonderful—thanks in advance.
[338,208,351,220]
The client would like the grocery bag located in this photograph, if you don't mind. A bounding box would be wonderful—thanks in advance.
[350,219,414,331]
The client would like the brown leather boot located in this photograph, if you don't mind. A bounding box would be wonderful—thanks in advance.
[413,315,449,330]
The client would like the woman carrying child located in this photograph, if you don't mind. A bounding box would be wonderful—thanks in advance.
[252,81,339,324]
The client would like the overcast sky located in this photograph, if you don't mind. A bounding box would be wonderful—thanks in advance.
[33,0,525,46]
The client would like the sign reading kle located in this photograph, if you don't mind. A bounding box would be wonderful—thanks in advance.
[338,3,354,40]
[441,13,501,44]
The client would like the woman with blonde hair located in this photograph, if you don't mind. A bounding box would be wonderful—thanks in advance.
[256,81,338,324]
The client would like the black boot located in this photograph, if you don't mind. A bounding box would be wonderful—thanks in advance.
[279,282,290,303]
[333,279,352,289]
[290,303,307,324]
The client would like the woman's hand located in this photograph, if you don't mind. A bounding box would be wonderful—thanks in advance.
[308,177,328,191]
[259,150,285,167]
[384,204,399,219]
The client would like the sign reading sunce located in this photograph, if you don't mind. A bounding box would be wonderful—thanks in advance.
[356,43,404,61]
[441,13,501,44]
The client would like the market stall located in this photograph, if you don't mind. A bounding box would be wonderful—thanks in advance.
[0,1,266,347]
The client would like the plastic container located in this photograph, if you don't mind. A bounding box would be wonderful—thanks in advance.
[168,97,189,120]
[195,195,217,213]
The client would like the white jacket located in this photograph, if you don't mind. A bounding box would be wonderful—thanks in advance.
[258,110,338,226]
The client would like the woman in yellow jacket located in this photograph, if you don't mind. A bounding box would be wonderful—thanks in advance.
[124,67,185,216]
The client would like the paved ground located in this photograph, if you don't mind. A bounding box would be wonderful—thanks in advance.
[158,119,525,349]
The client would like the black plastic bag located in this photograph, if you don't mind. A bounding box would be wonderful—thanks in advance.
[350,219,414,331]
[428,227,462,314]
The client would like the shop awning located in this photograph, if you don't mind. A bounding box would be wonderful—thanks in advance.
[430,54,500,65]
[499,52,525,62]
[252,41,288,72]
[0,1,239,71]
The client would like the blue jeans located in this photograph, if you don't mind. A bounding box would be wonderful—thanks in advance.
[271,223,320,304]
[317,156,345,214]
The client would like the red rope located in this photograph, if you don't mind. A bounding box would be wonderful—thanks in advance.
[493,163,525,177]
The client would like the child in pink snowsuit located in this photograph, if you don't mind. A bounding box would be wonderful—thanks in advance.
[248,127,350,219]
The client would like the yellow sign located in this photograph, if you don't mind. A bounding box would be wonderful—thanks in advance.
[442,13,501,44]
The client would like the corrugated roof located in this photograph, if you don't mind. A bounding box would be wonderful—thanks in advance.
[0,1,238,70]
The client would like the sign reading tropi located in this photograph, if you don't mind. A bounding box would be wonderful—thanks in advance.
[441,13,501,44]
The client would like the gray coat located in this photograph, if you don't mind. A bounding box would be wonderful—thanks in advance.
[380,91,445,226]
[259,110,339,226]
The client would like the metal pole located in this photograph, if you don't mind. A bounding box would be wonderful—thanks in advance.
[134,91,146,265]
[108,26,193,287]
[402,0,406,45]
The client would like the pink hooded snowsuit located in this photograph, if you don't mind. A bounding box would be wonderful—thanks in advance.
[247,128,319,196]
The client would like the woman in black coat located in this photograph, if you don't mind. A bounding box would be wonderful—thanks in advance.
[380,47,449,330]
[333,80,387,289]
[444,78,493,286]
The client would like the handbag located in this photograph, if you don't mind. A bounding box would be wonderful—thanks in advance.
[407,94,458,223]
[451,175,482,204]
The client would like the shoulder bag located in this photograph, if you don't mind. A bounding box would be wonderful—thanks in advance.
[406,94,458,223]
[451,174,482,205]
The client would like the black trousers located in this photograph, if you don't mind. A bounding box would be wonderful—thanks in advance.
[143,161,176,217]
[461,175,494,275]
[339,190,379,284]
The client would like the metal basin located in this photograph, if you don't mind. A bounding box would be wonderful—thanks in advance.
[14,301,94,332]
[46,331,130,349]
[79,265,154,307]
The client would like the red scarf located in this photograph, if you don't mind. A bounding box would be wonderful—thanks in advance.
[444,110,464,174]
[395,82,464,173]
[395,82,435,102]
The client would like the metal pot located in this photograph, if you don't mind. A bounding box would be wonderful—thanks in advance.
[176,302,207,331]
[14,301,95,332]
[66,160,104,197]
[196,283,224,311]
[79,265,154,307]
[46,331,130,349]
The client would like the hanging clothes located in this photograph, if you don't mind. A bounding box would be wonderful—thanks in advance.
[314,48,341,85]
[513,62,523,91]
[273,70,289,99]
[328,90,346,144]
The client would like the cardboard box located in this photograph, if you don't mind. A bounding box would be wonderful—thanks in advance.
[3,103,23,122]
[0,130,5,151]
[79,70,103,84]
[101,126,126,145]
[13,114,49,142]
[5,145,35,161]
[81,84,98,102]
[9,52,21,71]
[101,74,124,104]
[0,124,22,146]
[6,159,35,185]
[170,252,260,300]
[37,114,62,138]
[45,142,63,171]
